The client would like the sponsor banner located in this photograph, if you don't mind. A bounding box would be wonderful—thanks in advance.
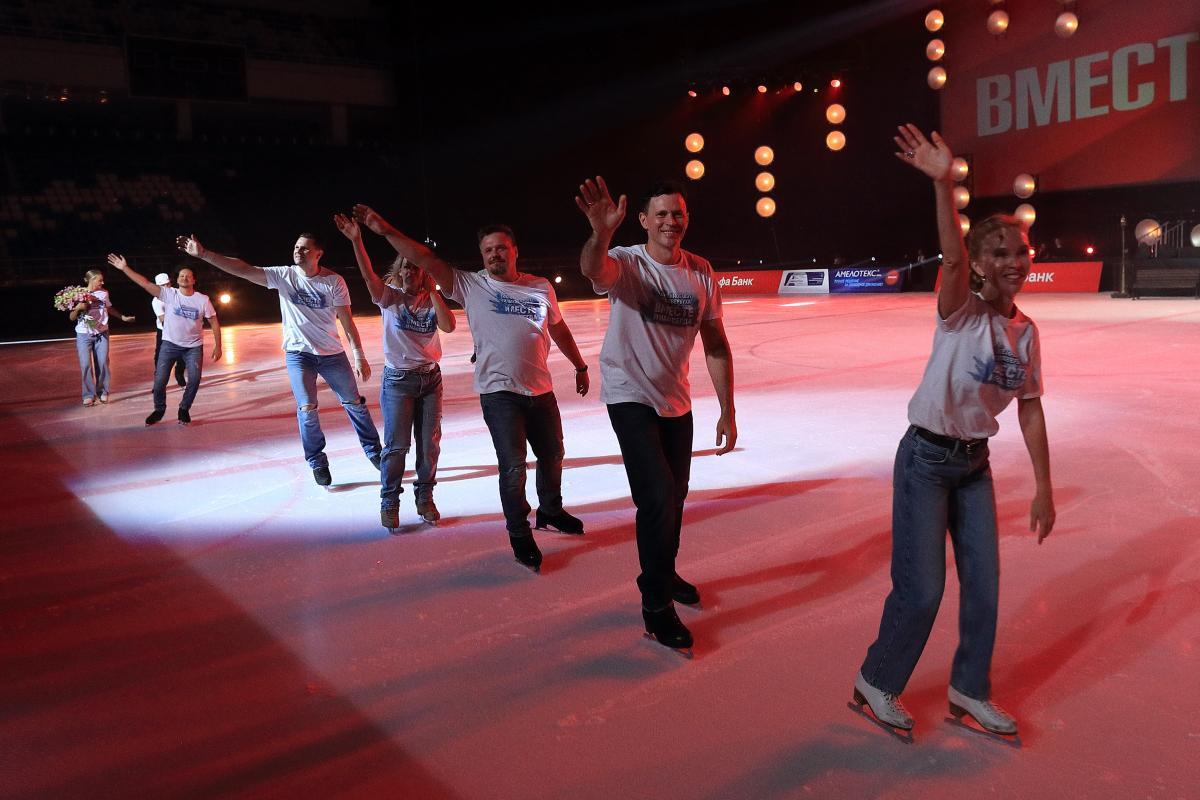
[935,261,1102,293]
[830,266,905,293]
[940,0,1200,195]
[1021,261,1103,292]
[714,270,784,294]
[779,269,830,294]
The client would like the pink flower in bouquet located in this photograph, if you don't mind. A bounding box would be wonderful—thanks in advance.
[53,285,99,330]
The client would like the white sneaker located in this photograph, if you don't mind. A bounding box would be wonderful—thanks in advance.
[853,672,913,730]
[948,686,1017,734]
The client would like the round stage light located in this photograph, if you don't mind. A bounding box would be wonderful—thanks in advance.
[925,9,944,32]
[987,10,1009,35]
[755,146,775,166]
[1191,224,1200,247]
[1135,218,1162,245]
[928,66,948,90]
[755,171,775,192]
[757,85,767,94]
[1085,245,1095,255]
[926,39,945,61]
[951,157,970,180]
[722,86,731,96]
[793,81,803,92]
[554,275,562,284]
[685,159,705,180]
[825,103,846,124]
[219,292,231,304]
[756,197,776,218]
[953,185,970,209]
[687,89,698,98]
[1015,203,1037,227]
[826,131,846,151]
[1055,12,1078,38]
[685,133,704,153]
[1013,173,1036,198]
[959,213,971,235]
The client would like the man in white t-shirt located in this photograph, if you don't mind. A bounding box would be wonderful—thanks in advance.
[576,177,737,654]
[177,231,382,486]
[108,254,222,425]
[353,205,590,573]
[151,272,187,388]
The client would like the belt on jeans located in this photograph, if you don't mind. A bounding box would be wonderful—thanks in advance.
[912,425,986,452]
[386,363,439,374]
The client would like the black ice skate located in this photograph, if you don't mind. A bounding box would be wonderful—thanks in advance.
[642,605,693,658]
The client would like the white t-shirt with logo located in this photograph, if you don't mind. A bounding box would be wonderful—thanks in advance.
[449,269,562,396]
[75,288,111,334]
[593,244,722,417]
[907,292,1043,439]
[263,265,351,356]
[158,286,216,348]
[375,285,442,369]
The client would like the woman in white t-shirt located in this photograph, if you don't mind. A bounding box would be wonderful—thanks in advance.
[853,125,1056,739]
[68,268,135,406]
[337,213,456,530]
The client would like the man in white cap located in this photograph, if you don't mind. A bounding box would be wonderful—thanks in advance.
[152,271,186,387]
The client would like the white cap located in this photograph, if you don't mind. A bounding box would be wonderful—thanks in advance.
[154,273,170,286]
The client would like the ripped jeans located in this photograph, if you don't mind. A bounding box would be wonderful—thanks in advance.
[284,350,382,469]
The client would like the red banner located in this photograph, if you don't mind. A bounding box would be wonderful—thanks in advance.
[935,261,1102,293]
[939,0,1200,196]
[715,270,785,294]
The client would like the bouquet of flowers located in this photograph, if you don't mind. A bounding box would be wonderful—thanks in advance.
[53,285,98,330]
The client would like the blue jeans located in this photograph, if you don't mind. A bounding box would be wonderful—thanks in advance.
[76,331,109,400]
[479,390,565,537]
[284,351,382,469]
[153,341,203,411]
[608,403,693,611]
[380,365,443,509]
[861,426,1000,700]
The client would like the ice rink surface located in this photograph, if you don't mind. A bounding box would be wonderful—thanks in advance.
[2,292,1197,799]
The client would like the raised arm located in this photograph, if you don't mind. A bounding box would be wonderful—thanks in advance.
[425,272,456,333]
[894,125,969,319]
[106,253,161,298]
[1017,396,1055,543]
[352,205,455,290]
[176,234,268,288]
[334,304,371,382]
[575,176,625,291]
[334,213,386,303]
[547,319,589,396]
[699,317,736,455]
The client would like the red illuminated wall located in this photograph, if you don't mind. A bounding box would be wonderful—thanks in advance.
[938,0,1200,196]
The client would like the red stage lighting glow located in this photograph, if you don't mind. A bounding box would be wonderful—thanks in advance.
[688,89,698,98]
[831,79,842,88]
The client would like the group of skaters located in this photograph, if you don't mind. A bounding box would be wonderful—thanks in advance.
[71,126,1055,741]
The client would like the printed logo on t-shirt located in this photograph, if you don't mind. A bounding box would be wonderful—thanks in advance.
[640,290,699,327]
[173,305,200,321]
[970,347,1027,391]
[395,305,437,334]
[288,287,328,309]
[489,292,545,320]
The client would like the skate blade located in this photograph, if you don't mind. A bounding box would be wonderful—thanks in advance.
[535,524,584,536]
[514,557,541,574]
[846,701,914,744]
[642,632,694,659]
[944,716,1022,748]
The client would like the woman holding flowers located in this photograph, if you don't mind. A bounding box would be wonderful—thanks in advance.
[66,268,134,406]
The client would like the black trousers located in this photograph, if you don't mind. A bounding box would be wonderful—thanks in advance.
[153,328,186,385]
[607,402,693,610]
